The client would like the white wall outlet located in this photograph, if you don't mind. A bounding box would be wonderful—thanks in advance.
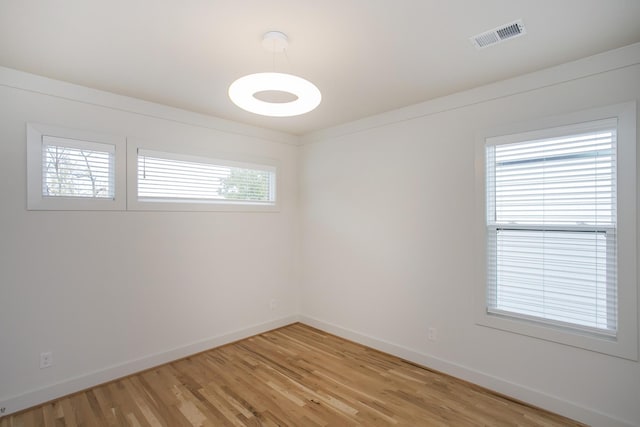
[269,299,278,311]
[40,351,53,369]
[428,327,437,342]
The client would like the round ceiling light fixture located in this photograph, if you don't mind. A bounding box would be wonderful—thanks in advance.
[228,32,321,117]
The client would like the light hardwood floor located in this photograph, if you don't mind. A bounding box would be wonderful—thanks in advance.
[1,323,584,426]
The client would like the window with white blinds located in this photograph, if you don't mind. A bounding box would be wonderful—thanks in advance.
[485,118,617,336]
[42,136,115,199]
[136,149,276,205]
[27,123,126,210]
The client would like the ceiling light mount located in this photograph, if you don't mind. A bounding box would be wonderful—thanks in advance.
[262,31,289,53]
[228,31,321,117]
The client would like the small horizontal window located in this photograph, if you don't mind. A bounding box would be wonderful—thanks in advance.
[27,123,126,210]
[42,136,115,199]
[130,148,277,211]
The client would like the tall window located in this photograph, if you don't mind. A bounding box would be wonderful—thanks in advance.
[485,119,617,336]
[478,103,637,360]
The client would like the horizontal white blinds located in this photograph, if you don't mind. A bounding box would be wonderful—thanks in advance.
[137,149,276,204]
[42,135,115,199]
[486,120,617,335]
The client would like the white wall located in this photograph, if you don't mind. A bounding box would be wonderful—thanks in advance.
[0,69,300,414]
[2,43,639,426]
[299,45,640,426]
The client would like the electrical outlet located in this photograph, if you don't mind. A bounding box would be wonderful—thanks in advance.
[40,351,53,369]
[269,299,278,311]
[428,327,437,342]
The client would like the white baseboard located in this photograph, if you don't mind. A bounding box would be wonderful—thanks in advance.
[0,315,299,417]
[299,315,634,427]
[3,314,632,426]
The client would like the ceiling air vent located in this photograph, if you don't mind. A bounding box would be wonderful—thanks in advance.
[470,19,526,49]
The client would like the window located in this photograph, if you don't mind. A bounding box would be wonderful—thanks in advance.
[128,146,278,211]
[487,119,617,334]
[27,123,126,210]
[42,136,115,199]
[27,126,280,212]
[476,103,637,360]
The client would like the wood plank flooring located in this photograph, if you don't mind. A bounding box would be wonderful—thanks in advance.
[1,323,584,426]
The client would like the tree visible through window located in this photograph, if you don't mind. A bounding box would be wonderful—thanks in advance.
[136,149,275,205]
[219,168,272,201]
[42,136,115,199]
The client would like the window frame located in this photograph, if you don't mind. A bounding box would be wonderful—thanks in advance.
[126,140,280,212]
[27,123,126,211]
[486,118,618,335]
[474,102,637,360]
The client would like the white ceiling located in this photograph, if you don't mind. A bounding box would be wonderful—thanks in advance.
[1,0,640,135]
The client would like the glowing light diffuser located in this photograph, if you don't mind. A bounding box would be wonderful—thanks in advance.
[229,72,321,117]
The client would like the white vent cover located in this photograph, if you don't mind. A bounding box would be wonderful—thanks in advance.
[470,19,526,49]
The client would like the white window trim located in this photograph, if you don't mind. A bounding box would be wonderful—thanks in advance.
[126,140,280,212]
[27,123,126,211]
[474,102,637,360]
